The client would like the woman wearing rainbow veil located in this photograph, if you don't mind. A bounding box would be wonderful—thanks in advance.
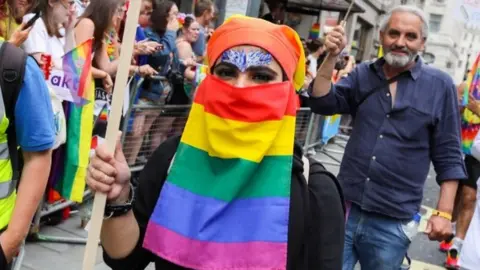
[86,15,345,270]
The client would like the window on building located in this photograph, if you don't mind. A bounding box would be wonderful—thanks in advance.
[429,14,443,33]
[446,61,452,69]
[464,33,469,40]
[458,61,463,68]
[461,48,465,54]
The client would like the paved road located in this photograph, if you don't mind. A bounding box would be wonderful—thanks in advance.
[17,141,449,270]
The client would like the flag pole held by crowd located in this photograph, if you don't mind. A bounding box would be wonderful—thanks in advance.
[316,0,355,72]
[81,0,143,269]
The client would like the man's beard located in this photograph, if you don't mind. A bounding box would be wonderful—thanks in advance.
[383,46,417,68]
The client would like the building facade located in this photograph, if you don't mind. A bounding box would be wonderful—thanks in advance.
[455,32,480,83]
[289,0,391,61]
[342,0,390,61]
[392,0,475,83]
[178,0,390,62]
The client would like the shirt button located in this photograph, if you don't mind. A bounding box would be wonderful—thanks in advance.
[386,93,390,97]
[366,177,370,181]
[372,156,376,160]
[386,114,390,118]
[379,134,384,139]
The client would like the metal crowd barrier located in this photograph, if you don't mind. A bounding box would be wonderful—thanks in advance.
[302,113,351,167]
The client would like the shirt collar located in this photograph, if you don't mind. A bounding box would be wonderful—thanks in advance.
[370,55,423,81]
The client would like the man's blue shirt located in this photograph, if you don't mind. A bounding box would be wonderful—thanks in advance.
[15,57,55,152]
[309,57,467,219]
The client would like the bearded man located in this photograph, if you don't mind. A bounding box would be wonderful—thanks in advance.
[308,5,467,270]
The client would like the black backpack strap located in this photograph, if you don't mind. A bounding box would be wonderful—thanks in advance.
[0,42,28,183]
[287,144,311,270]
[307,157,346,214]
[294,159,311,270]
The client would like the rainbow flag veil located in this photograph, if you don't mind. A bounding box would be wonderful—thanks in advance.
[142,15,305,269]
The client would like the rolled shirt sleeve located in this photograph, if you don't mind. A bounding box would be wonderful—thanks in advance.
[431,82,467,183]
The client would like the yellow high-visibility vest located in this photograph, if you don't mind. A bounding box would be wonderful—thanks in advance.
[0,90,17,230]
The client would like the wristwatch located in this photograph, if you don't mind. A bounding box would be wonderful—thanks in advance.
[431,210,452,221]
[104,183,135,219]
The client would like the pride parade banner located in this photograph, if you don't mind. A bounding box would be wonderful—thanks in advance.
[47,69,78,103]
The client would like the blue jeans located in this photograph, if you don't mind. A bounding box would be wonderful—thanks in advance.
[343,203,411,270]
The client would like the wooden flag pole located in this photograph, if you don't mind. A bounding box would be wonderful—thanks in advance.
[316,0,355,71]
[81,0,142,269]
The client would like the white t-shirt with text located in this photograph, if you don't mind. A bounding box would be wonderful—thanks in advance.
[22,13,66,69]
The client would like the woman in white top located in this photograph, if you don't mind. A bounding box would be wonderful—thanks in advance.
[22,0,76,69]
[22,0,77,150]
[305,38,325,78]
[461,129,480,270]
[176,16,199,64]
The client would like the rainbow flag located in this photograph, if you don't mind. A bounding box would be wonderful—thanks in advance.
[97,104,109,122]
[194,64,208,88]
[143,76,296,269]
[461,53,480,154]
[322,114,341,144]
[463,54,480,106]
[308,23,320,40]
[62,39,94,105]
[55,41,95,203]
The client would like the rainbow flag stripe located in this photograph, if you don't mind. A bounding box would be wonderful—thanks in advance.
[98,104,109,122]
[194,64,208,88]
[143,77,296,269]
[62,39,94,104]
[463,54,480,106]
[308,23,320,40]
[461,53,480,154]
[55,40,95,202]
[462,109,480,154]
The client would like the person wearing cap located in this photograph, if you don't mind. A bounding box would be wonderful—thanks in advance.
[86,15,345,270]
[309,5,466,270]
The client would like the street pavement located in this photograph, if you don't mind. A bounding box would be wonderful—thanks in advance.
[18,140,449,270]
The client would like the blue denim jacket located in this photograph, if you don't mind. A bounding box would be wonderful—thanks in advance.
[139,28,177,102]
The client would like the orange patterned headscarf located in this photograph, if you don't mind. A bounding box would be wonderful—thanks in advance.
[206,15,305,91]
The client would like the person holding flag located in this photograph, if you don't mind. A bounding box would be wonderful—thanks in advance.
[440,78,480,269]
[86,15,345,270]
[309,5,466,269]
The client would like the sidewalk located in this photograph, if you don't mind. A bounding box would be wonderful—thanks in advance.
[19,141,447,270]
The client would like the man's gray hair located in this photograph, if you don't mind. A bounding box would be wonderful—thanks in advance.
[379,5,429,39]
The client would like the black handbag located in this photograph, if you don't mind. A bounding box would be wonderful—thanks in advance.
[165,57,188,105]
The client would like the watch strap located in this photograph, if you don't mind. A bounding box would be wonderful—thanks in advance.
[104,183,134,219]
